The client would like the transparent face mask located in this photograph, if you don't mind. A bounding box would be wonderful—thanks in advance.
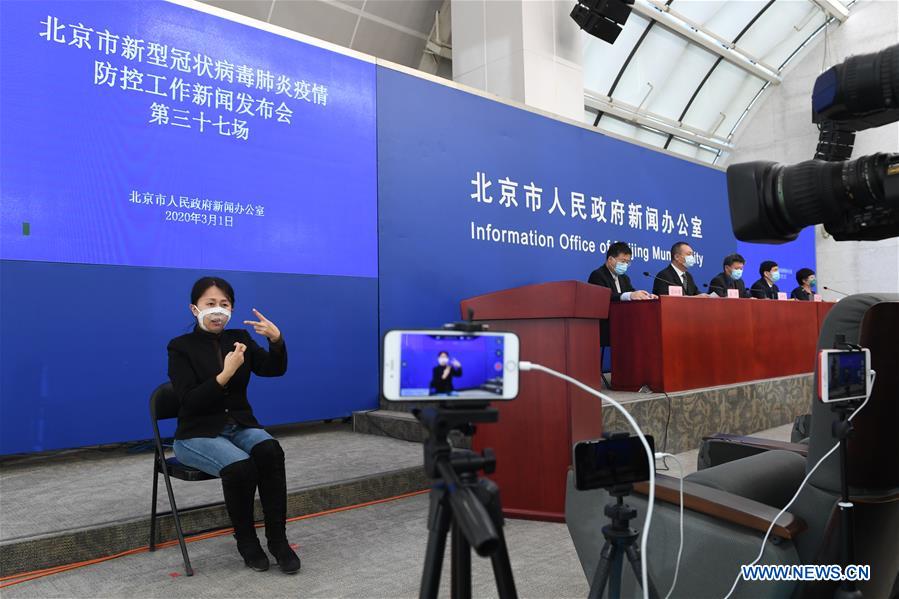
[193,305,231,331]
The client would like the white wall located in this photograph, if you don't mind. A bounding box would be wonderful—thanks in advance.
[725,0,899,300]
[451,0,585,121]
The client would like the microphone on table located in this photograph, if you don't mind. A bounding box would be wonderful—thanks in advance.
[703,283,729,296]
[643,271,678,290]
[822,286,849,297]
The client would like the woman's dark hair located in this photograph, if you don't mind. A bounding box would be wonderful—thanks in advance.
[190,277,235,305]
[437,351,449,358]
[759,260,778,276]
[796,268,815,285]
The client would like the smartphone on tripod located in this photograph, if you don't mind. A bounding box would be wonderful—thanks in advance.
[382,330,520,401]
[574,434,655,491]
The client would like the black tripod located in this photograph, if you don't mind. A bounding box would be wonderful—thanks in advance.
[832,401,863,599]
[415,404,518,599]
[588,484,659,599]
[830,337,865,599]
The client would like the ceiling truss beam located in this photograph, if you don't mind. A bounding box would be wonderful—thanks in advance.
[584,89,734,152]
[811,0,849,22]
[631,0,782,84]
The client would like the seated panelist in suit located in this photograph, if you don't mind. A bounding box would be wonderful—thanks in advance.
[708,253,751,298]
[588,241,656,301]
[653,241,701,296]
[791,268,816,301]
[750,260,781,299]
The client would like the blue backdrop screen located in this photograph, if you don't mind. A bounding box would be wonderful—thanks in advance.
[738,228,818,293]
[0,0,379,454]
[377,67,737,334]
[0,0,376,277]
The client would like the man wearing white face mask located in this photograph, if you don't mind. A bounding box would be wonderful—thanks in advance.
[750,260,782,299]
[653,241,701,296]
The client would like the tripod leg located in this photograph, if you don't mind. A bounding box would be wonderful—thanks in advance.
[589,542,617,599]
[476,481,517,599]
[451,522,472,599]
[624,544,660,599]
[488,523,518,599]
[420,489,452,599]
[609,546,624,599]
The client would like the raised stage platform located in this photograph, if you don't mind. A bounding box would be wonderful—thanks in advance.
[2,372,813,580]
[0,423,427,578]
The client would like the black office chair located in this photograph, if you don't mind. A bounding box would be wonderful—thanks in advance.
[148,382,216,576]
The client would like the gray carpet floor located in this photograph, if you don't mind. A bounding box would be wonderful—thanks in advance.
[4,493,589,599]
[0,424,422,542]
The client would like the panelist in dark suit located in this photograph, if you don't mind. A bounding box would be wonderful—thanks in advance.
[791,268,816,301]
[588,241,655,302]
[708,253,751,298]
[653,241,700,296]
[750,260,781,299]
[588,241,656,351]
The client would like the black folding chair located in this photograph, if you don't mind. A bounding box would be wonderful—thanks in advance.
[148,382,216,576]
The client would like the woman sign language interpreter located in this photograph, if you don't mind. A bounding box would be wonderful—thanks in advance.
[168,277,299,574]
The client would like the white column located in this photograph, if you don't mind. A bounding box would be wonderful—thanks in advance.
[451,0,584,121]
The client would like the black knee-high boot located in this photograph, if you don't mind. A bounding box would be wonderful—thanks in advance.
[251,439,301,574]
[219,459,269,572]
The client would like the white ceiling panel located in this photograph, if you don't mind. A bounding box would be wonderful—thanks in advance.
[582,0,850,164]
[581,13,653,94]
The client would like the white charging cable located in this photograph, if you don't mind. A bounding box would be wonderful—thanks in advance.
[721,369,877,599]
[654,452,685,599]
[518,361,655,599]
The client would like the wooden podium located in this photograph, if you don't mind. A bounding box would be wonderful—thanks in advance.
[460,281,610,522]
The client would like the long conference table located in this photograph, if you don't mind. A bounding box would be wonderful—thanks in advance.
[610,295,835,392]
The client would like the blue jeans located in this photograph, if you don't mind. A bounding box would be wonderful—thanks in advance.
[173,424,274,476]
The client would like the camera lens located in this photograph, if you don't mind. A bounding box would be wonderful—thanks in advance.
[777,159,843,230]
[728,153,898,243]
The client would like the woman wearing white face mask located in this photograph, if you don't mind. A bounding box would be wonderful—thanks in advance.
[167,277,300,574]
[429,351,463,395]
[791,268,817,301]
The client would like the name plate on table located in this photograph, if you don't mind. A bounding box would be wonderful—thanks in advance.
[668,286,683,297]
[777,292,788,300]
[727,289,740,299]
[814,294,823,302]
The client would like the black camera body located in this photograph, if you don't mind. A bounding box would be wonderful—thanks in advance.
[727,44,899,243]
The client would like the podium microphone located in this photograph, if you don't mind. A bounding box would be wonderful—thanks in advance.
[643,271,677,289]
[703,283,728,296]
[822,286,849,297]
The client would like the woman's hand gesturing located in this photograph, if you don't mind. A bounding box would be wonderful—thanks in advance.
[243,308,282,343]
[217,342,246,387]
